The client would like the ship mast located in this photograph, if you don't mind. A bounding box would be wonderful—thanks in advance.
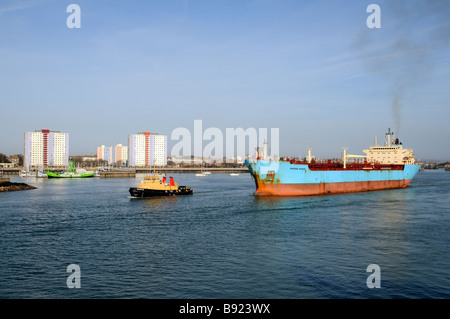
[386,128,394,146]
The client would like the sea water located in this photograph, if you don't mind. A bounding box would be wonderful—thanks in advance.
[0,170,449,298]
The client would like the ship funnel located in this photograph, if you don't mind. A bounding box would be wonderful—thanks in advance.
[169,177,175,186]
[162,177,166,183]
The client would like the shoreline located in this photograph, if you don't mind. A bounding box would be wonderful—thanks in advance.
[0,181,37,192]
[1,167,250,175]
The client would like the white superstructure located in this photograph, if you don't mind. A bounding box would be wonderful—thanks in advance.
[363,129,415,165]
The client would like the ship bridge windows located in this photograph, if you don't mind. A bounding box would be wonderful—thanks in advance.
[371,147,399,150]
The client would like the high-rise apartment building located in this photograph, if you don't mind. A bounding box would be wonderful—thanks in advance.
[24,129,69,169]
[97,145,107,163]
[128,132,167,167]
[114,144,128,165]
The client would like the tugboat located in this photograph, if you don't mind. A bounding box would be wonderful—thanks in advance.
[129,174,193,198]
[46,160,95,178]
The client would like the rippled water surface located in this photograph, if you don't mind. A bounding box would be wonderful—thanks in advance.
[1,171,449,298]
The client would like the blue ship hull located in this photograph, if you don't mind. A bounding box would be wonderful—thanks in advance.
[245,159,421,196]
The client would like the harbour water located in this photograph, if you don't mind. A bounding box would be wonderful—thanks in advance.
[0,171,449,299]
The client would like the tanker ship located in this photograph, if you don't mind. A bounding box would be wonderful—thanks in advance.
[245,129,421,196]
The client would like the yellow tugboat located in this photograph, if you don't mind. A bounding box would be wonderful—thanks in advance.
[129,174,193,198]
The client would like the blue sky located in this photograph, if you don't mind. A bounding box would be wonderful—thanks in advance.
[1,0,449,161]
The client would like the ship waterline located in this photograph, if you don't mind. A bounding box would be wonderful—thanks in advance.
[252,178,413,196]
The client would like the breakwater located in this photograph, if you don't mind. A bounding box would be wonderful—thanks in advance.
[0,178,36,192]
[135,167,249,174]
[99,172,136,178]
[99,167,249,177]
[1,166,250,176]
[1,167,250,178]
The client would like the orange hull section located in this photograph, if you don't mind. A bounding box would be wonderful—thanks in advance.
[254,179,412,196]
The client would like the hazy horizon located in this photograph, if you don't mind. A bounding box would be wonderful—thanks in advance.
[1,0,449,161]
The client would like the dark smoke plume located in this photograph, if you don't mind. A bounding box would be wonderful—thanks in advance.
[353,0,450,136]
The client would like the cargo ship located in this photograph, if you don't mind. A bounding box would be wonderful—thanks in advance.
[245,129,421,196]
[129,174,193,197]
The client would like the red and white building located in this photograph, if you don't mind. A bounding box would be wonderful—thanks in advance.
[128,132,167,167]
[24,129,69,169]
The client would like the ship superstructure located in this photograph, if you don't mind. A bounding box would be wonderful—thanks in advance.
[363,128,415,165]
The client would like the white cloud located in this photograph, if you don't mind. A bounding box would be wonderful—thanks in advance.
[0,0,55,17]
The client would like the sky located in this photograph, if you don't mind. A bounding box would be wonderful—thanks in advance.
[0,0,449,161]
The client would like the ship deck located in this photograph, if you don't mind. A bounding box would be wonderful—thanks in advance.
[284,159,405,171]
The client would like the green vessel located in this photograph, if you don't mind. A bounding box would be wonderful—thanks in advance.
[46,160,95,178]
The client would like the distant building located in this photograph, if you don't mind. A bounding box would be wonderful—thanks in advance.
[114,144,128,165]
[7,155,19,166]
[128,132,167,167]
[97,144,128,165]
[97,145,107,162]
[71,155,97,162]
[24,129,69,169]
[104,146,113,164]
[70,155,97,168]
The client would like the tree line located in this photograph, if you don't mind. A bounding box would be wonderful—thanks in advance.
[0,153,23,165]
